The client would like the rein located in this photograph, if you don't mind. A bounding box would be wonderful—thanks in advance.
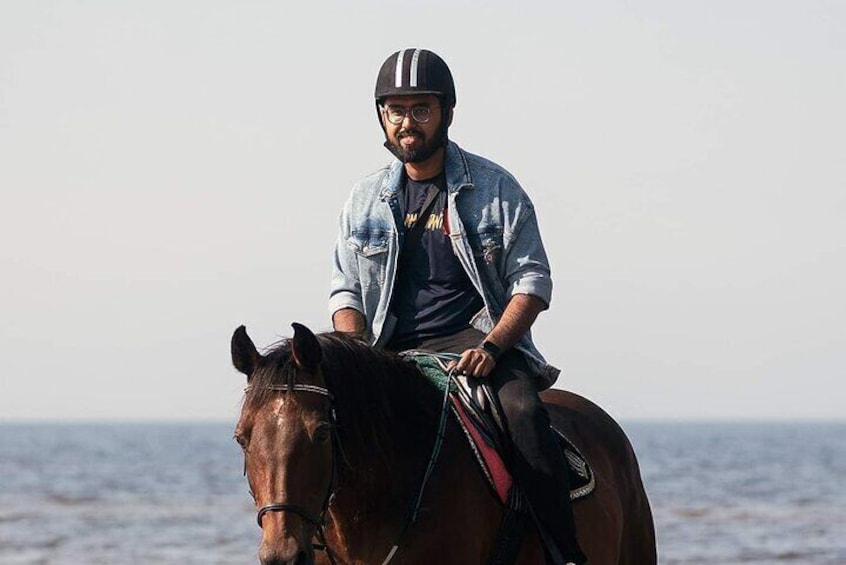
[379,369,452,565]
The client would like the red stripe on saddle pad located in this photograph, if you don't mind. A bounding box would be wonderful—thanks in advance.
[450,397,512,504]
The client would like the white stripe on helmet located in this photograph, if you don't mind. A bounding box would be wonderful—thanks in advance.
[409,49,421,87]
[394,50,406,88]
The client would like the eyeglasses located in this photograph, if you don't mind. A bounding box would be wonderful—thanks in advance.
[381,104,440,125]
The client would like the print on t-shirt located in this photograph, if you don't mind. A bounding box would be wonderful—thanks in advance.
[390,173,484,346]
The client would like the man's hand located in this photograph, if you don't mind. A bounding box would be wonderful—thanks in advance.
[445,294,548,378]
[448,347,496,378]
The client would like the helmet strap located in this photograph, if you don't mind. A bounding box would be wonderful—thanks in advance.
[440,105,451,146]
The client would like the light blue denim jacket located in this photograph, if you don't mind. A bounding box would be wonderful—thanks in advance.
[330,141,559,386]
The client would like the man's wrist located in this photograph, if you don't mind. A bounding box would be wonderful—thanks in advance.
[479,340,503,361]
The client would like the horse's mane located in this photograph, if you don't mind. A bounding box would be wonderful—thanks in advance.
[244,332,443,485]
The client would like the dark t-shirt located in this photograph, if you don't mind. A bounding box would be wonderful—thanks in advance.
[389,173,484,347]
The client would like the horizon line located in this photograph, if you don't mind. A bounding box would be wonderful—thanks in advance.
[2,417,844,425]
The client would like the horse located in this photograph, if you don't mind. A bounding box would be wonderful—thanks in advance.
[231,323,657,565]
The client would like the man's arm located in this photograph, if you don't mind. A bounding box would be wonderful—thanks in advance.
[450,293,547,377]
[329,197,369,338]
[332,307,367,337]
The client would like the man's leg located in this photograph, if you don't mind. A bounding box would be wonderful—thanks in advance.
[491,350,587,564]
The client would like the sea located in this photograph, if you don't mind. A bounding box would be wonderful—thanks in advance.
[0,422,843,565]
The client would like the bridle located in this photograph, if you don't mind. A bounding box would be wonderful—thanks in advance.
[244,383,339,565]
[242,374,452,565]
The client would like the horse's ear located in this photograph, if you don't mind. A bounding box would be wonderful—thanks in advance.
[231,325,260,379]
[291,322,322,372]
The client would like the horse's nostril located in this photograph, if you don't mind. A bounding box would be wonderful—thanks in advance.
[258,542,312,565]
[259,544,308,565]
[259,557,307,565]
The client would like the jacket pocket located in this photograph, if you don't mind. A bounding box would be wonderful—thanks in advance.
[347,231,389,258]
[347,230,390,287]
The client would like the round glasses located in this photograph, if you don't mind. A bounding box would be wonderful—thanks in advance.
[382,104,440,125]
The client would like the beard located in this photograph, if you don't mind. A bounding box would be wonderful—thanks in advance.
[387,126,444,163]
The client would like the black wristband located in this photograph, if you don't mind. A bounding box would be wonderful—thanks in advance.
[479,340,502,361]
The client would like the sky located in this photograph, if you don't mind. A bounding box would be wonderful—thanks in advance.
[1,0,843,422]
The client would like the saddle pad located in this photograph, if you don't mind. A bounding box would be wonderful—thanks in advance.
[401,351,596,504]
[403,350,459,392]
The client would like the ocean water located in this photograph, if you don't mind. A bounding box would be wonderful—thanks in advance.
[627,422,846,564]
[0,422,843,564]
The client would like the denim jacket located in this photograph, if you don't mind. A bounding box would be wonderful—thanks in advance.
[329,141,559,386]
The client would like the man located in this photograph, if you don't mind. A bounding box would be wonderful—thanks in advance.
[329,48,586,565]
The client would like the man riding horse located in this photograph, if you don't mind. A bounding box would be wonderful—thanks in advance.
[330,48,586,565]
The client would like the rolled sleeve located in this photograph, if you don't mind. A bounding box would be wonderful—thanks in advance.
[329,283,364,317]
[507,263,552,307]
[503,206,553,308]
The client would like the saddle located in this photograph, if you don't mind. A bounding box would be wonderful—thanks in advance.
[401,351,596,506]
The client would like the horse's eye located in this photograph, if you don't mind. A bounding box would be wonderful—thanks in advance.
[234,433,248,449]
[314,422,332,443]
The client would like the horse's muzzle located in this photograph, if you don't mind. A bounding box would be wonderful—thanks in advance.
[259,540,313,565]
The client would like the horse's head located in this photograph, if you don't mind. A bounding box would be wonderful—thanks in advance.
[232,323,334,565]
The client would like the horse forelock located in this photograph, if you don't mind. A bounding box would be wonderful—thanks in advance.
[241,339,299,414]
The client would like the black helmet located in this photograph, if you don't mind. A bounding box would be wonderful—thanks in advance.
[375,48,456,107]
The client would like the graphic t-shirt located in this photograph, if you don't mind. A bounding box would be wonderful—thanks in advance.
[390,173,484,346]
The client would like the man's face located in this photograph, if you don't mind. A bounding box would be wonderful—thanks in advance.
[380,94,447,163]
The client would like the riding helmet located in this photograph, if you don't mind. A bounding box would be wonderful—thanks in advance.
[374,48,456,107]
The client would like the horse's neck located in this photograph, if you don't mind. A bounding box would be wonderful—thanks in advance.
[325,349,444,543]
[331,452,415,521]
[332,376,439,507]
[328,417,464,560]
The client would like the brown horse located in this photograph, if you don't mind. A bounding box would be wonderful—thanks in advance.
[231,323,656,565]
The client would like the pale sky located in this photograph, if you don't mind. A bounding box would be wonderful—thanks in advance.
[1,1,843,421]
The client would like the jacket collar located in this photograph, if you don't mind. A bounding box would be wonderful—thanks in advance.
[379,141,474,200]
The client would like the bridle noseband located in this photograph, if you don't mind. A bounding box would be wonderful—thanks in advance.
[257,502,325,529]
[244,383,338,564]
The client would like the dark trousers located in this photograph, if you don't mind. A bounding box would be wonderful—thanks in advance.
[388,328,587,564]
